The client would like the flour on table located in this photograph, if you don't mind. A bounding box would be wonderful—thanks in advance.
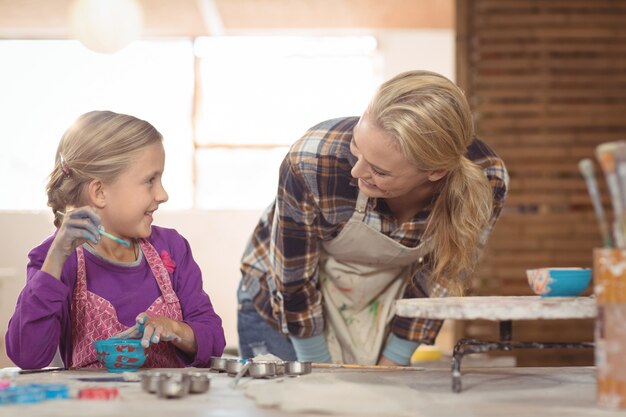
[251,353,283,362]
[245,373,422,417]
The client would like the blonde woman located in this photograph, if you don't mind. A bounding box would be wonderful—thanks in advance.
[237,70,508,366]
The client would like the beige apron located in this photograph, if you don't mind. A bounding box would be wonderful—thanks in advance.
[320,190,433,364]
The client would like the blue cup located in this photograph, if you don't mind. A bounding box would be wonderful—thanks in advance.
[526,268,592,297]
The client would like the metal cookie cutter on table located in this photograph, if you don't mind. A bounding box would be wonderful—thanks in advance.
[248,361,277,379]
[140,371,211,398]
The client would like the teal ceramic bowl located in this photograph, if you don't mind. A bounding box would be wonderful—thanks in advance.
[526,268,592,297]
[93,338,148,373]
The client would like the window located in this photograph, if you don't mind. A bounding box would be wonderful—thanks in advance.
[193,36,380,209]
[0,33,455,211]
[0,40,194,210]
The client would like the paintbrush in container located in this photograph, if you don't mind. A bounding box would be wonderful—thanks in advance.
[579,158,613,248]
[596,142,625,247]
[615,144,626,240]
[55,211,131,247]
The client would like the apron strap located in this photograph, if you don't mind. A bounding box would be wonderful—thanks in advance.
[353,190,369,221]
[73,246,88,300]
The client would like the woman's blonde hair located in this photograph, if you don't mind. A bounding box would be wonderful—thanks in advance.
[47,110,163,227]
[369,70,493,296]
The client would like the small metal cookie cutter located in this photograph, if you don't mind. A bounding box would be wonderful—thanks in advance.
[284,361,312,376]
[156,373,191,399]
[226,359,249,377]
[140,371,170,394]
[187,372,211,394]
[248,361,277,379]
[274,361,285,376]
[210,356,227,373]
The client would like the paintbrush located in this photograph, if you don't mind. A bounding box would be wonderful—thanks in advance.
[596,142,625,247]
[55,211,131,247]
[312,363,424,371]
[579,158,613,248]
[18,367,67,374]
[615,144,626,241]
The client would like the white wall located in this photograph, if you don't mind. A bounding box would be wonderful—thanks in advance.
[0,212,56,367]
[376,30,455,81]
[154,210,262,353]
[0,210,261,367]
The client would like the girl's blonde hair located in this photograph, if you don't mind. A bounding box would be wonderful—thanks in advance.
[47,110,163,227]
[369,70,493,296]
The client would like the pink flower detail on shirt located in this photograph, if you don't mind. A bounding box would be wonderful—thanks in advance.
[160,250,176,273]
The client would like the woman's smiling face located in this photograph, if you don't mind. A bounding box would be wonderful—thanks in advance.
[350,114,433,200]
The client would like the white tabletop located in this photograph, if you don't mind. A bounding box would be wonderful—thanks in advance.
[3,366,622,417]
[395,296,597,321]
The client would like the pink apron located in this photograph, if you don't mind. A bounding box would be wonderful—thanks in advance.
[70,239,183,369]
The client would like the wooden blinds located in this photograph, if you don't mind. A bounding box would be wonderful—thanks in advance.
[456,0,626,366]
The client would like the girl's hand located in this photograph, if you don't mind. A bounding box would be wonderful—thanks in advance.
[113,313,182,347]
[113,324,144,340]
[52,206,101,257]
[42,206,101,278]
[114,313,197,357]
[134,313,182,348]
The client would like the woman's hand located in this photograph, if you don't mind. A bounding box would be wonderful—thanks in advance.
[42,206,101,279]
[116,313,198,357]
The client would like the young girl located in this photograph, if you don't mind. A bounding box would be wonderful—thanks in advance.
[5,110,225,369]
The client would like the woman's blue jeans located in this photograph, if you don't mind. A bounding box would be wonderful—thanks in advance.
[237,278,297,361]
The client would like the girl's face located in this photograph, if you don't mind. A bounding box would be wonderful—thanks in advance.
[350,114,433,200]
[99,142,168,239]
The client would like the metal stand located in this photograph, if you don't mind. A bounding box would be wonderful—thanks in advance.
[451,320,594,393]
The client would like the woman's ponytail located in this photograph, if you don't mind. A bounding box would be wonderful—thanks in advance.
[424,156,492,295]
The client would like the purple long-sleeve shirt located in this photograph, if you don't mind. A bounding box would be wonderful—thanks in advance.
[5,225,225,369]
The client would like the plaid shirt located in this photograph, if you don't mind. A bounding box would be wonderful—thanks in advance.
[240,116,508,343]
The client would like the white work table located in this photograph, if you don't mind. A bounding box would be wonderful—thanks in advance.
[395,295,597,321]
[0,366,622,417]
[395,296,596,392]
[0,297,609,416]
